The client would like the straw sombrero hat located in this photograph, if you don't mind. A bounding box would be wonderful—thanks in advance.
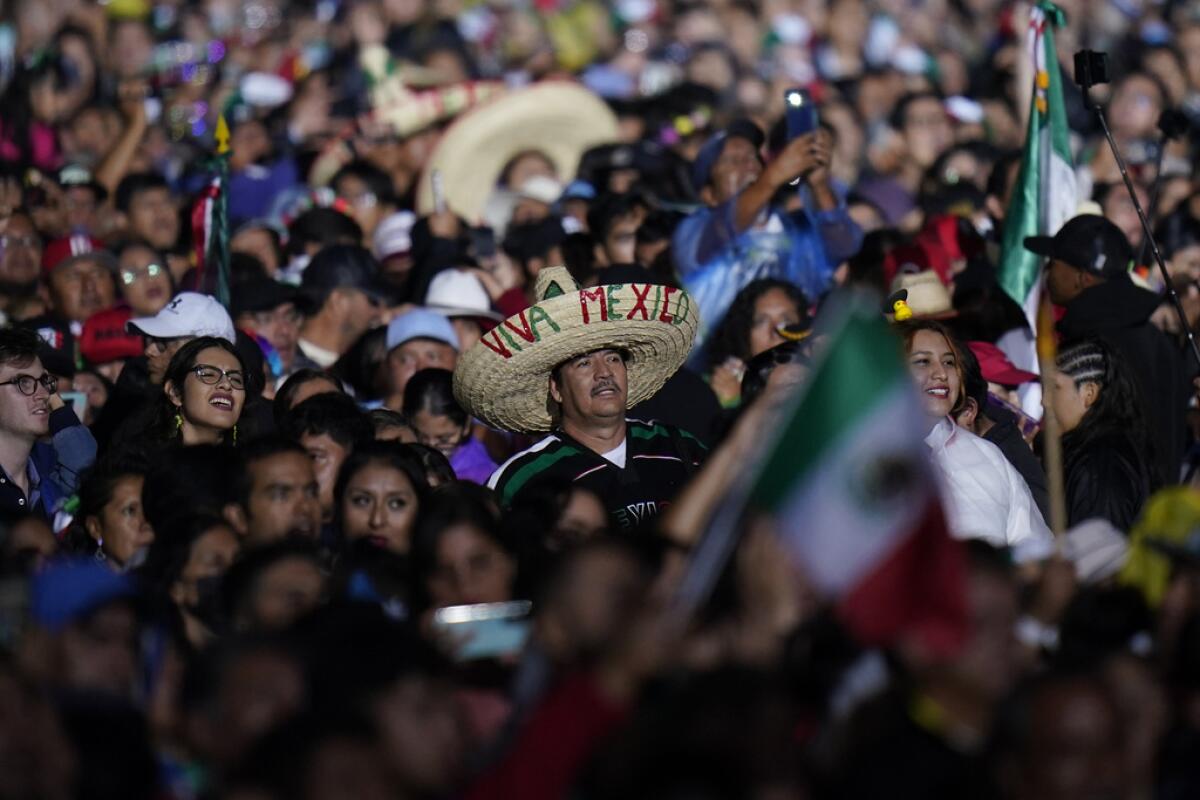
[415,83,619,222]
[453,267,700,434]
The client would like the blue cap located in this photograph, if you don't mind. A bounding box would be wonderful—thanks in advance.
[30,560,138,632]
[690,119,766,195]
[560,180,597,202]
[386,308,461,353]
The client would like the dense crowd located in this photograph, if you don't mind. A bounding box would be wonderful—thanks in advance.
[2,0,1200,797]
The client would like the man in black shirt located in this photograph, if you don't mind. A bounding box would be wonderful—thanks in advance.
[456,266,703,530]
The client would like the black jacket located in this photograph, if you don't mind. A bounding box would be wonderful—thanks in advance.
[984,407,1050,522]
[1063,429,1154,531]
[1058,276,1189,483]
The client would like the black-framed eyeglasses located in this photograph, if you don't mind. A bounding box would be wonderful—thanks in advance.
[120,263,164,285]
[145,336,187,354]
[0,373,57,396]
[188,364,246,390]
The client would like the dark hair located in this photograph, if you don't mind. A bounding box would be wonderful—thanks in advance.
[113,238,167,265]
[332,161,396,208]
[409,490,512,612]
[705,279,809,369]
[115,172,170,214]
[286,208,363,258]
[274,369,344,428]
[889,90,946,132]
[220,539,324,632]
[405,443,456,486]
[333,441,429,537]
[367,408,412,437]
[1155,210,1200,260]
[401,368,467,427]
[155,337,247,443]
[329,327,389,401]
[281,393,372,451]
[142,445,235,536]
[232,436,309,510]
[587,193,648,243]
[0,327,43,369]
[136,512,235,609]
[498,149,555,189]
[63,451,151,557]
[957,339,989,412]
[1055,338,1154,468]
[895,319,969,416]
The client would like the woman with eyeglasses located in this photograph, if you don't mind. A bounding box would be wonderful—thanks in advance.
[402,368,497,484]
[115,240,174,318]
[154,337,248,446]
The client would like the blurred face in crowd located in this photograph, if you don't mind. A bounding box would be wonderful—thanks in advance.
[411,410,470,459]
[705,136,762,206]
[372,675,467,795]
[240,556,326,631]
[503,151,557,192]
[62,186,101,235]
[1110,73,1163,142]
[300,432,349,522]
[426,523,515,608]
[331,288,384,345]
[238,452,322,545]
[238,303,302,371]
[3,515,58,573]
[48,256,116,323]
[0,213,41,288]
[1008,679,1125,800]
[58,601,139,699]
[335,174,386,238]
[907,329,961,419]
[901,97,953,170]
[168,347,246,439]
[126,187,179,251]
[144,335,191,386]
[302,734,394,800]
[85,475,153,567]
[231,227,281,276]
[1101,185,1146,251]
[944,567,1021,702]
[596,209,645,267]
[0,355,52,439]
[549,489,609,551]
[341,461,420,554]
[287,377,342,411]
[748,288,803,358]
[196,648,306,766]
[550,349,628,429]
[1045,259,1095,306]
[448,318,482,354]
[387,339,457,403]
[118,244,172,318]
[1049,371,1098,434]
[110,20,154,79]
[1168,243,1200,282]
[170,523,239,613]
[540,543,646,662]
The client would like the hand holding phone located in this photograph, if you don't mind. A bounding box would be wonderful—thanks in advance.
[430,601,531,662]
[784,88,819,141]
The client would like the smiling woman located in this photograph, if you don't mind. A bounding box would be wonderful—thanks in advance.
[153,337,248,447]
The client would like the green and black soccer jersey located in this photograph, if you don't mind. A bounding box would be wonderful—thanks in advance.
[487,419,707,530]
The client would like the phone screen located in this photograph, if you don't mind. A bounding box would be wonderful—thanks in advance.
[431,601,531,662]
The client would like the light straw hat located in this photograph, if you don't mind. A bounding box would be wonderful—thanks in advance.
[415,82,619,222]
[453,267,699,433]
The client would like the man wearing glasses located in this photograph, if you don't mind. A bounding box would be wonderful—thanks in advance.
[126,292,237,385]
[0,328,96,522]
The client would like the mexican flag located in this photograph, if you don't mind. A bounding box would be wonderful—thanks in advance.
[997,2,1077,348]
[748,303,967,653]
[190,115,232,309]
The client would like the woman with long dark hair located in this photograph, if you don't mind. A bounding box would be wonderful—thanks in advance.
[152,337,247,446]
[1051,338,1157,530]
[704,278,808,407]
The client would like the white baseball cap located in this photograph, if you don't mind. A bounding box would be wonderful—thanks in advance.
[126,292,236,343]
[373,211,417,260]
[424,270,502,322]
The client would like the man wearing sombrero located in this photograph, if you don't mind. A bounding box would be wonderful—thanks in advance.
[454,267,705,530]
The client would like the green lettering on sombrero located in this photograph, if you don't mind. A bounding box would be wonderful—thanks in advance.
[451,266,701,434]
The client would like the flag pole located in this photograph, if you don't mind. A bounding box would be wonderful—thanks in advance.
[212,114,232,310]
[1035,294,1067,535]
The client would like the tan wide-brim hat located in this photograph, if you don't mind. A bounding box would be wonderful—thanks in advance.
[890,270,957,320]
[415,82,619,222]
[453,267,700,434]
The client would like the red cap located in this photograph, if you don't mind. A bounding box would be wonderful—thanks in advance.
[882,241,951,287]
[79,307,143,365]
[41,235,113,277]
[968,341,1038,386]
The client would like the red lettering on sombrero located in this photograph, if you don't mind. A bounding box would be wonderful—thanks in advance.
[479,329,514,359]
[580,287,608,324]
[503,310,537,345]
[658,286,676,323]
[626,284,653,320]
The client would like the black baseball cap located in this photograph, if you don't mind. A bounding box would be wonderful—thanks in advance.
[231,278,307,319]
[1023,214,1134,280]
[300,245,394,306]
